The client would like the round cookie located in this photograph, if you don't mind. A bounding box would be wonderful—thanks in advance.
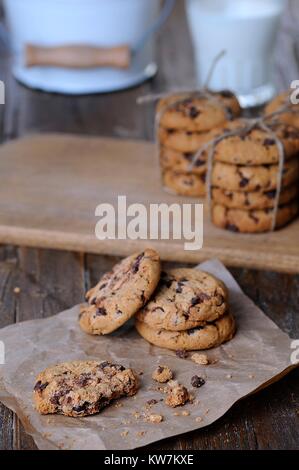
[212,201,298,233]
[79,249,161,335]
[160,146,206,175]
[157,90,241,132]
[265,92,299,130]
[212,184,299,210]
[163,170,206,197]
[135,313,236,351]
[213,120,299,165]
[212,158,299,192]
[158,126,217,153]
[33,360,139,417]
[136,268,229,331]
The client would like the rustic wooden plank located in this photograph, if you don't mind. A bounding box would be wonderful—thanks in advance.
[0,0,299,451]
[230,268,299,337]
[1,133,299,273]
[0,245,17,450]
[249,370,299,449]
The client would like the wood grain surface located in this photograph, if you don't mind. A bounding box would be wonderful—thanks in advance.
[0,0,298,450]
[0,133,298,273]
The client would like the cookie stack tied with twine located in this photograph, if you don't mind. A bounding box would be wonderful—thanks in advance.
[156,90,241,197]
[192,110,299,233]
[135,269,236,351]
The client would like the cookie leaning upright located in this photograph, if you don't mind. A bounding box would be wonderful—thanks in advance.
[157,91,241,197]
[209,118,299,233]
[135,268,236,351]
[79,249,161,335]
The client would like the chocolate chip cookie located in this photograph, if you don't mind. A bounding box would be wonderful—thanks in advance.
[135,313,236,351]
[160,146,206,175]
[79,249,161,335]
[212,158,299,192]
[159,126,217,154]
[34,360,139,417]
[212,184,298,210]
[212,120,299,165]
[162,170,206,197]
[212,201,298,233]
[136,269,229,331]
[157,91,241,132]
[265,92,299,130]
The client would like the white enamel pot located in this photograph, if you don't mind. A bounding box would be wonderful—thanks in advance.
[2,0,173,94]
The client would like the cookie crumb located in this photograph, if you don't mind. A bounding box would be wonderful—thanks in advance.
[191,353,209,365]
[181,410,190,416]
[191,375,205,388]
[133,411,141,419]
[176,349,189,359]
[146,414,164,424]
[165,380,190,408]
[205,408,210,415]
[136,431,146,438]
[195,416,203,423]
[114,402,123,408]
[13,287,21,294]
[152,365,173,383]
[248,374,255,379]
[226,374,232,379]
[121,430,129,438]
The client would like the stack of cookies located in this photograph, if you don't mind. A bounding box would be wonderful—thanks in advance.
[135,269,236,351]
[210,120,299,233]
[157,91,241,197]
[79,250,236,351]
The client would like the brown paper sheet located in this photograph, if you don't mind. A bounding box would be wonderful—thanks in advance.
[0,259,296,450]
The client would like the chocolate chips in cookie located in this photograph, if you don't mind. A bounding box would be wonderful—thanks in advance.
[157,90,241,198]
[136,268,229,331]
[79,249,161,335]
[33,360,139,417]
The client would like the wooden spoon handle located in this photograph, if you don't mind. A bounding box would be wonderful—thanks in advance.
[25,44,131,69]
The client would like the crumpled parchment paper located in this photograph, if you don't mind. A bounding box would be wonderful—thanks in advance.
[0,259,296,450]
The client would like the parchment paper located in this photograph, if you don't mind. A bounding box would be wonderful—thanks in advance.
[0,259,296,450]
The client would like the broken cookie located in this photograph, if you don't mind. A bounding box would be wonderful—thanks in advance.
[152,365,173,383]
[33,360,139,417]
[165,380,190,408]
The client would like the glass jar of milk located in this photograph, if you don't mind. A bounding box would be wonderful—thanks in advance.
[185,0,286,107]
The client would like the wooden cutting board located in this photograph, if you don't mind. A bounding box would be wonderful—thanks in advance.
[0,133,298,273]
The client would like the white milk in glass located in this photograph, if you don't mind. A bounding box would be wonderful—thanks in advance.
[186,0,285,106]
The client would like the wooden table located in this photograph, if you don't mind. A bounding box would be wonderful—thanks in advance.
[0,1,298,450]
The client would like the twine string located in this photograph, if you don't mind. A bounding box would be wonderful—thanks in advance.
[192,105,292,231]
[138,51,298,231]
